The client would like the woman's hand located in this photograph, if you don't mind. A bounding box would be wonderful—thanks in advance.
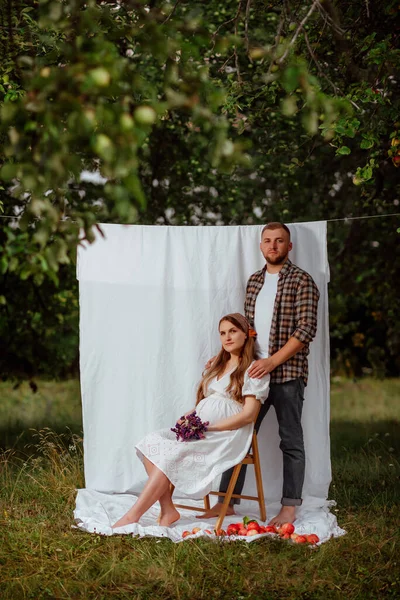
[177,408,196,425]
[206,396,259,432]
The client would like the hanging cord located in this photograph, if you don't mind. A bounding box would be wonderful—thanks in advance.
[324,212,400,223]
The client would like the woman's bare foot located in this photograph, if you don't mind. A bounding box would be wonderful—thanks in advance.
[268,506,296,528]
[196,502,235,519]
[112,513,138,529]
[158,507,180,527]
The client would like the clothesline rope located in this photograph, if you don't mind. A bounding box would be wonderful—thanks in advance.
[325,212,400,222]
[0,212,400,222]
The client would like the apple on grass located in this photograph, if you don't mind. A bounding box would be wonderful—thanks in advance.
[278,522,295,536]
[306,534,320,544]
[294,535,307,544]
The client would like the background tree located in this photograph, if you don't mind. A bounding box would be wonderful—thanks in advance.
[1,0,399,380]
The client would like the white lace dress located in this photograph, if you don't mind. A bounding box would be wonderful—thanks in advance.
[135,368,270,498]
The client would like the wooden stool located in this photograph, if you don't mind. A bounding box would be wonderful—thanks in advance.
[171,430,266,531]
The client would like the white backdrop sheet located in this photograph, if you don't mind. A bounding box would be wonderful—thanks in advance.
[74,222,345,543]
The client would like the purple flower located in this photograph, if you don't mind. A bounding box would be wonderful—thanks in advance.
[171,411,209,441]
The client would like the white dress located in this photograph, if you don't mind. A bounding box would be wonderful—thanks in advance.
[135,368,270,498]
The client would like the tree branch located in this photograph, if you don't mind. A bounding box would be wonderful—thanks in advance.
[304,31,339,94]
[162,0,181,24]
[213,1,244,84]
[316,0,367,82]
[278,0,319,64]
[234,4,243,84]
[244,0,251,53]
[211,0,243,49]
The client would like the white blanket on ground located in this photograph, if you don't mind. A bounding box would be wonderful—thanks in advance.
[74,222,345,543]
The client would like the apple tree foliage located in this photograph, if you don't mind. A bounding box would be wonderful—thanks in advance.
[0,0,399,379]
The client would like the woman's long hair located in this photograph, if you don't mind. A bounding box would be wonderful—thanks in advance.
[196,314,256,405]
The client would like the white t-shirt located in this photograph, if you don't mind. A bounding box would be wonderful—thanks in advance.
[254,271,279,358]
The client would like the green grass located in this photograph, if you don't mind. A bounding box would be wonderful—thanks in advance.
[0,379,81,451]
[0,378,399,599]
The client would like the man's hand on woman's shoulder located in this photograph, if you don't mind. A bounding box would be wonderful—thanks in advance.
[248,358,276,379]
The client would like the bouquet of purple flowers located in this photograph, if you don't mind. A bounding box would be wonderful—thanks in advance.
[171,411,209,441]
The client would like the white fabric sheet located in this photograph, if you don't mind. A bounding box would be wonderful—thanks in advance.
[75,222,345,543]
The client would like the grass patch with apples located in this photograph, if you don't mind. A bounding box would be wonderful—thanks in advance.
[0,377,399,599]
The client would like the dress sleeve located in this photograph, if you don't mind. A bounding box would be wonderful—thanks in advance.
[242,369,270,403]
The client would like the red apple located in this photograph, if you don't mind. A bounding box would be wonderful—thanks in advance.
[290,533,299,541]
[191,527,201,534]
[182,530,191,538]
[227,524,240,536]
[279,522,295,536]
[294,535,307,544]
[247,522,260,532]
[264,525,277,534]
[247,529,259,537]
[214,529,226,536]
[238,527,248,536]
[258,526,267,533]
[282,533,291,539]
[306,534,320,544]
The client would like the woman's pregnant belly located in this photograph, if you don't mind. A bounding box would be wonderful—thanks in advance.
[196,393,242,425]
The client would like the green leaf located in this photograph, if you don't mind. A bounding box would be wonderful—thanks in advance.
[302,111,318,135]
[281,66,301,94]
[281,96,298,117]
[242,516,258,526]
[0,256,8,275]
[362,166,373,180]
[360,137,375,150]
[124,173,146,209]
[0,163,18,181]
[336,146,351,155]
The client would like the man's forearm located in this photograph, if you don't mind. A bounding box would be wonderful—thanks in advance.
[270,337,305,370]
[248,337,305,378]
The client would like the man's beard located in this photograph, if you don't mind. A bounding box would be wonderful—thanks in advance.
[265,252,288,265]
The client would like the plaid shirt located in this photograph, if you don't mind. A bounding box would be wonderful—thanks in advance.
[244,259,320,385]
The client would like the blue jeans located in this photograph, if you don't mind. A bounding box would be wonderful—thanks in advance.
[219,378,305,506]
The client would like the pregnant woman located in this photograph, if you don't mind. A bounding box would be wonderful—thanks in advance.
[112,313,269,529]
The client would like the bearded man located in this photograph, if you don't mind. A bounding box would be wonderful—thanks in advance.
[202,222,320,526]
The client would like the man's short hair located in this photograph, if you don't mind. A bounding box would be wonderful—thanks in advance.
[261,222,291,240]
